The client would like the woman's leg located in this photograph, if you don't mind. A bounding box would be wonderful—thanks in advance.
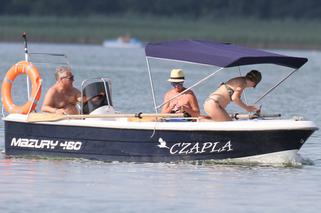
[204,99,232,121]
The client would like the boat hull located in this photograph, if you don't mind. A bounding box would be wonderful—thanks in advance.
[4,118,317,162]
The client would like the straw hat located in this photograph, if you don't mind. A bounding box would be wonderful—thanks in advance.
[168,69,185,82]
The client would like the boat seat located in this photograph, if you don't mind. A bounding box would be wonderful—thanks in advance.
[86,105,116,121]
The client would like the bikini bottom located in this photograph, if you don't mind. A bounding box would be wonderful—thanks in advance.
[204,97,224,109]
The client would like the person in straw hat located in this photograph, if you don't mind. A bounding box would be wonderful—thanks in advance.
[161,69,200,117]
[204,70,262,121]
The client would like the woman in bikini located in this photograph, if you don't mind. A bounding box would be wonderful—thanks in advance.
[204,70,262,121]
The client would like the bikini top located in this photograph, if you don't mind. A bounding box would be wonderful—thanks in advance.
[221,82,234,100]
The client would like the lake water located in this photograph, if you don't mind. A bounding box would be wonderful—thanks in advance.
[0,42,320,213]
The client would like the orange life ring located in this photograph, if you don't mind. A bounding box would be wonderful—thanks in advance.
[1,61,42,114]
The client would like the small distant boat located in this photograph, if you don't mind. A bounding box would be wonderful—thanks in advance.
[102,35,144,48]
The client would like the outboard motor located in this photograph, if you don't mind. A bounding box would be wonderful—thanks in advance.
[81,79,113,114]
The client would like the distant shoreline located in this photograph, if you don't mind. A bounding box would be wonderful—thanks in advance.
[1,41,319,52]
[1,15,321,50]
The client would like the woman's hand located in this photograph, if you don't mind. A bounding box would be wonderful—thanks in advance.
[246,105,259,112]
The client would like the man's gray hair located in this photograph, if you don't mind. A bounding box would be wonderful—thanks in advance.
[55,66,71,80]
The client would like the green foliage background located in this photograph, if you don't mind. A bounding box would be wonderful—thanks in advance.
[1,0,321,48]
[2,0,321,19]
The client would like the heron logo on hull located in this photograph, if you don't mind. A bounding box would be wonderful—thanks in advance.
[157,137,233,155]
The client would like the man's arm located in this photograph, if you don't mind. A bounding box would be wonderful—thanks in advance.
[41,88,64,114]
[161,93,173,113]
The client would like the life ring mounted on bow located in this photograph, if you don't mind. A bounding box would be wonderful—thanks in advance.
[1,61,42,114]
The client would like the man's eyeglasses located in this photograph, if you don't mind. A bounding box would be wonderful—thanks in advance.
[171,82,183,87]
[61,75,74,81]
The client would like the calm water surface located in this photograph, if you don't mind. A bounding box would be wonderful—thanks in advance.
[0,42,320,213]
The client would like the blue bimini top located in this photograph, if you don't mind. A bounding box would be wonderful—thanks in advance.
[145,40,307,69]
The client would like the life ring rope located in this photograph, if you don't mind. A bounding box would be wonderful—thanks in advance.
[1,61,42,114]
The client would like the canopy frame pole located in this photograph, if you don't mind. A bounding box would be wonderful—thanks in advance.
[156,67,225,110]
[22,33,31,101]
[254,68,299,104]
[146,57,158,114]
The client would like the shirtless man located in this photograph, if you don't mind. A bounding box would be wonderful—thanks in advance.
[41,66,81,115]
[161,69,200,117]
[203,70,262,121]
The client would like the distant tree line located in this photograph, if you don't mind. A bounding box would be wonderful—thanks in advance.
[1,0,321,20]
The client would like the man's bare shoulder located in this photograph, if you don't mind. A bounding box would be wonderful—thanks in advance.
[46,85,58,95]
[164,89,175,98]
[184,89,196,96]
